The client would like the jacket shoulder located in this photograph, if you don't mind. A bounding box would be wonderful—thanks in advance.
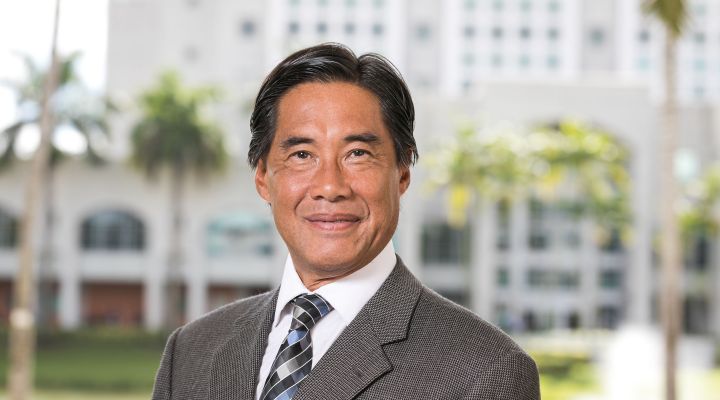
[415,287,528,363]
[178,290,275,341]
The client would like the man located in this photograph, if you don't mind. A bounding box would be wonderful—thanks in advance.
[152,43,540,400]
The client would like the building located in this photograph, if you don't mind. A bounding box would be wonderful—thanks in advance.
[0,0,719,336]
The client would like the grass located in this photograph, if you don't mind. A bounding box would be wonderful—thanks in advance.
[0,329,167,394]
[0,329,718,399]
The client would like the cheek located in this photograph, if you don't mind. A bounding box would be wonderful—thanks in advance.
[269,174,308,209]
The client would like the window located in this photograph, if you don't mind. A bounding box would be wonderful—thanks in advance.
[373,0,384,8]
[518,54,531,68]
[288,21,300,34]
[547,55,559,69]
[0,209,17,248]
[463,53,475,66]
[421,221,471,264]
[491,26,503,39]
[600,227,623,252]
[345,0,356,6]
[694,59,706,72]
[548,0,560,12]
[547,27,559,41]
[638,30,650,43]
[239,20,256,37]
[519,27,531,40]
[206,212,274,258]
[317,22,328,34]
[416,24,431,40]
[496,200,510,249]
[588,27,605,46]
[597,306,620,329]
[464,0,476,11]
[497,267,510,287]
[685,234,709,270]
[344,22,355,35]
[464,25,475,38]
[693,32,706,44]
[527,269,579,290]
[599,270,622,289]
[491,54,503,68]
[372,23,384,36]
[492,0,503,11]
[81,211,145,251]
[520,0,532,12]
[528,199,549,249]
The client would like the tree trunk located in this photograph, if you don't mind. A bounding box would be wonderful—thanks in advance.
[660,30,681,400]
[165,164,185,328]
[37,163,56,328]
[7,1,61,399]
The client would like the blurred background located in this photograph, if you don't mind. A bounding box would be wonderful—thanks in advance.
[1,0,720,399]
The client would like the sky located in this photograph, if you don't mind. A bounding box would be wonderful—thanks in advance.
[0,0,108,154]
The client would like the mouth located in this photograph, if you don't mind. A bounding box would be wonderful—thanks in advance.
[304,213,362,231]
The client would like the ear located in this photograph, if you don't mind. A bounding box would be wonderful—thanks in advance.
[255,159,271,202]
[398,164,411,196]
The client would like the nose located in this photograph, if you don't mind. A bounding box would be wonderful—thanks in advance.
[309,160,352,202]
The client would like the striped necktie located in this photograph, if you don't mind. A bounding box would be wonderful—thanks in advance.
[260,293,333,400]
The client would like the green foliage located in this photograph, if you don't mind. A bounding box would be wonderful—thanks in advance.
[0,329,167,392]
[643,0,689,38]
[426,120,631,232]
[533,352,600,400]
[0,52,113,169]
[130,71,228,179]
[679,164,720,239]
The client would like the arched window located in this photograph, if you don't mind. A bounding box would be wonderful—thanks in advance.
[0,208,17,248]
[206,212,274,258]
[81,210,145,251]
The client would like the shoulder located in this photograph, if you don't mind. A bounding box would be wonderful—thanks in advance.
[416,288,524,354]
[406,288,539,397]
[412,287,536,374]
[173,290,275,349]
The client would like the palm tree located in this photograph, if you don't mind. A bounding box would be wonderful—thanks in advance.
[427,120,631,328]
[427,121,630,229]
[644,1,689,399]
[5,1,61,398]
[1,51,113,327]
[130,71,228,328]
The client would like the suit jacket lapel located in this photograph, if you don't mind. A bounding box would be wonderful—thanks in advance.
[208,289,278,400]
[294,257,423,400]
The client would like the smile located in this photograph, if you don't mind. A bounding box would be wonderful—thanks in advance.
[304,213,361,231]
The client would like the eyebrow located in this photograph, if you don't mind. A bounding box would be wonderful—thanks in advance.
[279,136,314,151]
[344,133,381,145]
[279,133,381,151]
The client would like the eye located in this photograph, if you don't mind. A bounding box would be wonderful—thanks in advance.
[291,150,311,160]
[350,149,369,157]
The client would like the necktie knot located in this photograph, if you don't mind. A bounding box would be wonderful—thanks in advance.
[290,293,333,331]
[260,293,333,400]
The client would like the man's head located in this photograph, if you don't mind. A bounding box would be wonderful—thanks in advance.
[249,43,417,289]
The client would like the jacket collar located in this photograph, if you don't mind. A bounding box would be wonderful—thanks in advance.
[294,256,423,400]
[207,256,422,400]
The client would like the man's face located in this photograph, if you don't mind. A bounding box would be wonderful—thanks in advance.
[255,82,410,284]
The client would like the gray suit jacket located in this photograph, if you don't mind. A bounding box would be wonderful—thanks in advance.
[152,258,540,399]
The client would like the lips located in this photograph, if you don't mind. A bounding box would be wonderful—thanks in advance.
[304,213,361,231]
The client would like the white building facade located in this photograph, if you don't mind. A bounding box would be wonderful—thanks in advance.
[1,0,720,336]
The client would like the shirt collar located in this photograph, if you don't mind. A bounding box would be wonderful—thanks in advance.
[273,240,397,327]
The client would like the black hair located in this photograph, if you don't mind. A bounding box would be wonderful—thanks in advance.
[248,42,417,169]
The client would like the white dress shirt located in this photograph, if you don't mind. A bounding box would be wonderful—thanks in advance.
[255,241,397,399]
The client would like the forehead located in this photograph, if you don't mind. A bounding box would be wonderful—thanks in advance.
[274,81,387,138]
